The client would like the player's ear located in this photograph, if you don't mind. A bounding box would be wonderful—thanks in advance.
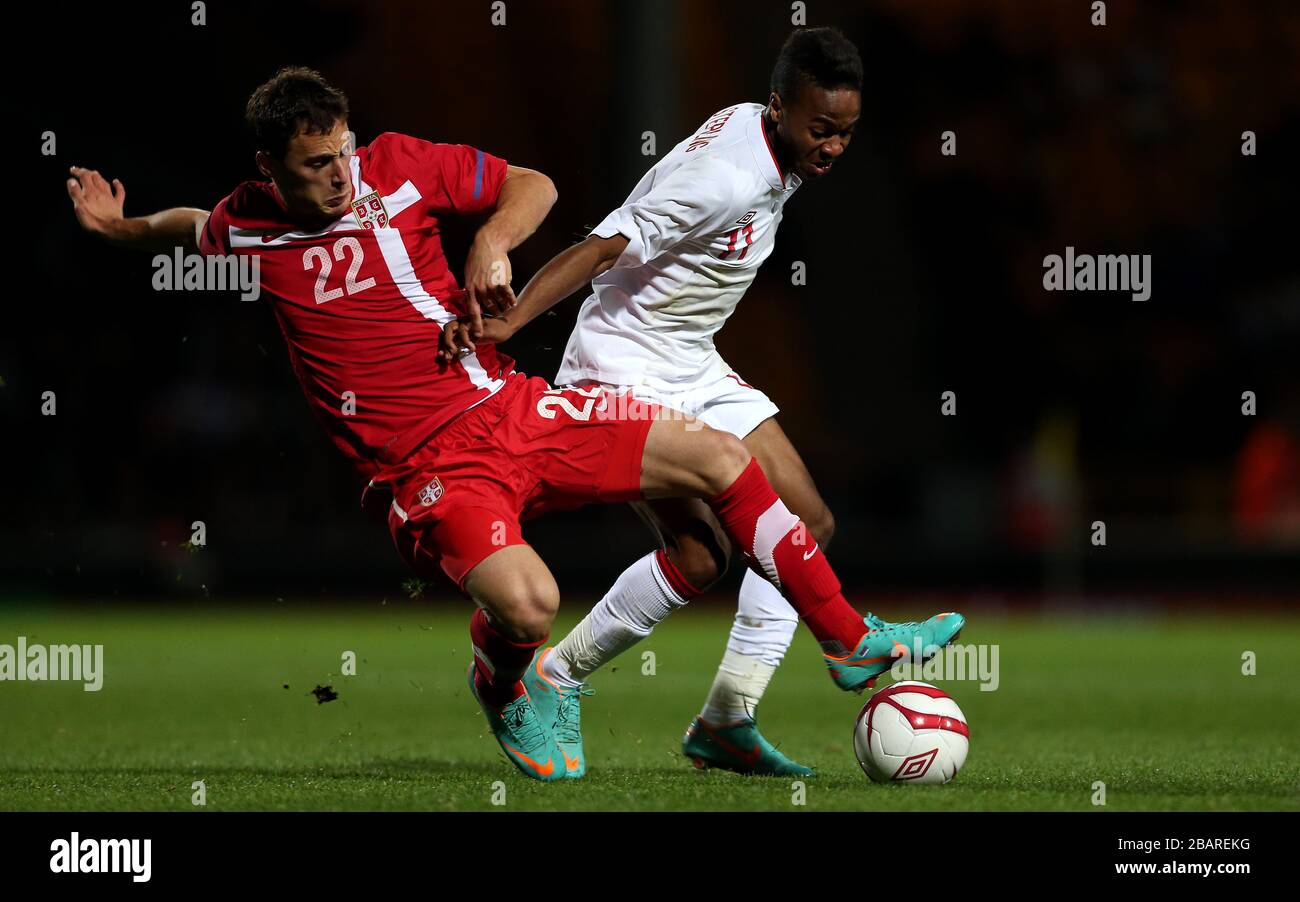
[768,92,783,125]
[254,150,273,179]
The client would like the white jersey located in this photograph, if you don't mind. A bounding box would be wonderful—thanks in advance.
[557,102,801,392]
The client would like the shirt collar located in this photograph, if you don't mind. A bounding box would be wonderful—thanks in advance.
[747,108,799,192]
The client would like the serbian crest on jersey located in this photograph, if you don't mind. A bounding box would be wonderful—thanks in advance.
[418,476,444,506]
[352,191,390,230]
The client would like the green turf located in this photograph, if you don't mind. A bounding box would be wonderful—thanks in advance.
[0,601,1296,811]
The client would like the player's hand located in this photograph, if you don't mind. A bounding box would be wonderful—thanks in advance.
[438,316,513,363]
[66,166,126,237]
[463,235,517,327]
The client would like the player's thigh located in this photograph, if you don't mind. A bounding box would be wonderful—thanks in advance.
[743,417,835,546]
[631,497,731,587]
[640,415,752,499]
[509,379,656,508]
[462,544,560,643]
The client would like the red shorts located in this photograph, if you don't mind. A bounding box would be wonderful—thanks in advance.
[379,374,658,590]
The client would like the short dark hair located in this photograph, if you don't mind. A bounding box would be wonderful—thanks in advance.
[770,27,863,103]
[245,66,350,159]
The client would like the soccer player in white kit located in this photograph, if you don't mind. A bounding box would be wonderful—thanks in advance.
[441,27,958,777]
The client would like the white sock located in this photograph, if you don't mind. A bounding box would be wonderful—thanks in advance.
[698,570,799,724]
[547,551,688,688]
[726,568,800,666]
[700,648,777,726]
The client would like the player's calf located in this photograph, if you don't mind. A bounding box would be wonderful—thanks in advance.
[805,506,835,549]
[463,546,560,705]
[468,607,546,704]
[644,420,866,650]
[460,551,568,782]
[641,419,868,664]
[663,524,729,590]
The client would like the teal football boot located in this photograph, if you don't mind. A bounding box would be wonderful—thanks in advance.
[824,611,966,692]
[466,665,565,782]
[523,649,592,778]
[682,716,815,776]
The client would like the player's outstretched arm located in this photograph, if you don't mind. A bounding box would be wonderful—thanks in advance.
[462,165,558,329]
[439,232,629,360]
[66,166,208,254]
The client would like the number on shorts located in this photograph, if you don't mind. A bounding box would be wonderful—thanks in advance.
[536,386,608,421]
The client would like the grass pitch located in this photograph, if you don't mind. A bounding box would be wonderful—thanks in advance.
[0,600,1296,811]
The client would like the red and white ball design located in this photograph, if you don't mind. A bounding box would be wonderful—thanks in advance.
[853,681,969,784]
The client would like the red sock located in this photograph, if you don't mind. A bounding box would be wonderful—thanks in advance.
[709,458,866,654]
[654,548,705,599]
[469,608,546,707]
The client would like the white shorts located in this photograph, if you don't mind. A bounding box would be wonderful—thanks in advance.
[566,369,778,440]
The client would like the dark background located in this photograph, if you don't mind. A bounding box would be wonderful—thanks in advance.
[5,0,1299,603]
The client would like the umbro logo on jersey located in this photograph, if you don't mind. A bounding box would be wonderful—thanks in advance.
[735,211,756,225]
[418,477,444,506]
[352,191,390,230]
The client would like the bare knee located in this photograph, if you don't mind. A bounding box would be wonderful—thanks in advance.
[462,545,561,644]
[697,430,754,496]
[480,578,559,644]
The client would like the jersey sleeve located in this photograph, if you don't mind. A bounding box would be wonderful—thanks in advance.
[591,159,741,267]
[198,195,232,255]
[377,132,509,216]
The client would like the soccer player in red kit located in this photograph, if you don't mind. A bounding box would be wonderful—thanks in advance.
[68,67,963,782]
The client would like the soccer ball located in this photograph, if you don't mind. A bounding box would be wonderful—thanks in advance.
[853,681,969,784]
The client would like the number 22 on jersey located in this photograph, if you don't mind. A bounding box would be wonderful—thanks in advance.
[302,236,377,304]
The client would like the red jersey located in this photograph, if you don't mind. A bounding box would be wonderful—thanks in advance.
[199,132,516,478]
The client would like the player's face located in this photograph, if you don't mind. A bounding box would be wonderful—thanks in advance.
[771,85,860,182]
[259,120,355,224]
